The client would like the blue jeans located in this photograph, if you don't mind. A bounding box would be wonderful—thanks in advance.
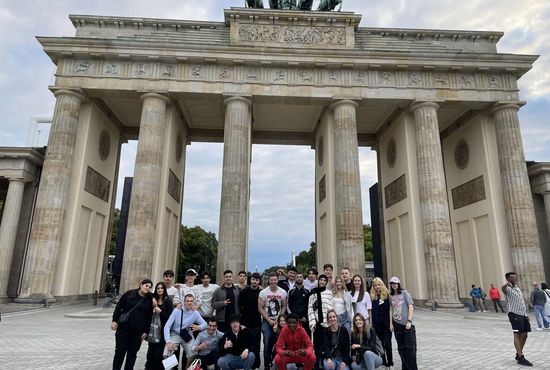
[218,353,256,370]
[262,319,275,367]
[351,351,383,370]
[323,358,349,370]
[534,305,550,328]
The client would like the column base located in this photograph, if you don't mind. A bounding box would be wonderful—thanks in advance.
[0,295,10,304]
[13,295,56,304]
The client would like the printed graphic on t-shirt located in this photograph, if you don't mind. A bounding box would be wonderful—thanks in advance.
[390,294,404,321]
[267,298,280,317]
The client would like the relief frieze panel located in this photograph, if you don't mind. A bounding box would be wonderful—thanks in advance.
[84,166,111,202]
[451,175,486,210]
[238,24,346,46]
[61,59,518,92]
[384,174,407,209]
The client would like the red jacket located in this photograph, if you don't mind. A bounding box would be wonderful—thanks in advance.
[275,325,314,357]
[489,287,501,300]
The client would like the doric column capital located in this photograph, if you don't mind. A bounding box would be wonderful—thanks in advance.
[410,101,439,113]
[52,89,85,102]
[224,96,252,107]
[330,99,359,110]
[140,92,171,104]
[491,103,520,115]
[6,177,28,184]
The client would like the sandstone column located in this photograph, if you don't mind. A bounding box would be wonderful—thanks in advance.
[16,89,84,303]
[411,102,461,307]
[492,103,546,295]
[216,97,252,283]
[332,100,365,274]
[119,93,169,292]
[543,192,550,245]
[0,178,26,301]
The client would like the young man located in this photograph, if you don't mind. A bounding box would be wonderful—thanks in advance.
[274,313,316,370]
[278,266,297,292]
[164,269,181,306]
[217,314,256,370]
[239,272,263,369]
[340,267,352,291]
[212,270,241,333]
[237,271,248,290]
[529,281,550,330]
[192,317,224,370]
[164,294,208,368]
[287,272,311,337]
[196,271,220,320]
[469,284,487,312]
[303,267,318,291]
[323,263,334,289]
[259,272,288,370]
[179,269,200,309]
[502,272,533,367]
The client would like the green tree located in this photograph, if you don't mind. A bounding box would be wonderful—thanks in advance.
[109,208,121,255]
[178,225,218,281]
[295,241,316,273]
[364,224,373,261]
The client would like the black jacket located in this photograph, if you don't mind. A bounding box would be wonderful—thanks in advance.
[219,327,255,356]
[239,286,262,328]
[113,289,154,334]
[351,327,378,360]
[288,285,310,320]
[322,326,351,364]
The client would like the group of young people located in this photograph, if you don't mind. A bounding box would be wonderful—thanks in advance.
[111,264,418,370]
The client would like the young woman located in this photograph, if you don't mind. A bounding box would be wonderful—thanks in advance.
[322,309,351,370]
[369,277,393,369]
[389,276,417,370]
[332,277,354,335]
[145,282,174,370]
[350,275,372,324]
[308,274,335,369]
[350,313,383,370]
[111,279,154,370]
[268,314,287,367]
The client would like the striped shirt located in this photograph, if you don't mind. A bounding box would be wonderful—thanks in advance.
[504,284,527,316]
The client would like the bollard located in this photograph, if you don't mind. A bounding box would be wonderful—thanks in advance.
[431,301,437,311]
[93,290,98,306]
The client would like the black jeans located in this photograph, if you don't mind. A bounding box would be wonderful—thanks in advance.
[492,299,505,313]
[393,322,417,370]
[374,326,393,366]
[113,330,143,370]
[248,325,262,369]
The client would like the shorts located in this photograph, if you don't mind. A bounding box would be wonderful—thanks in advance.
[508,312,531,333]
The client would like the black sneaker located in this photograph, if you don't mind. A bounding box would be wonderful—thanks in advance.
[518,356,533,367]
[515,354,520,361]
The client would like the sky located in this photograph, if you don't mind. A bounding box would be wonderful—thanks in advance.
[1,0,549,272]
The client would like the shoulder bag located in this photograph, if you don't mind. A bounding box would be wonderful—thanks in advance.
[117,294,145,324]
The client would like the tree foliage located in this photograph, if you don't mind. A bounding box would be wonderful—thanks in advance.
[178,225,218,282]
[109,208,121,255]
[295,241,316,273]
[364,224,373,261]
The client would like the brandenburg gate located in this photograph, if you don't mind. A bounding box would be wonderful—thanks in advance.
[7,6,546,305]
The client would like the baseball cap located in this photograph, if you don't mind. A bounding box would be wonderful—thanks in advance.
[186,268,198,276]
[389,276,400,284]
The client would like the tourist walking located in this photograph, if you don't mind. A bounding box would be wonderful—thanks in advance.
[389,276,417,370]
[111,279,154,370]
[332,276,354,335]
[145,282,174,370]
[502,272,533,366]
[529,281,550,330]
[350,313,383,370]
[489,283,505,313]
[370,277,393,369]
[321,309,351,370]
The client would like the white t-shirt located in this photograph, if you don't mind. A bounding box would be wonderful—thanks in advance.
[352,290,372,320]
[167,286,180,305]
[259,286,287,320]
[196,283,219,317]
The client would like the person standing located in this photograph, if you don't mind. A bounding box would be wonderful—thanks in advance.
[217,314,257,370]
[469,284,487,312]
[340,267,353,292]
[212,270,241,333]
[489,283,505,313]
[164,270,181,306]
[308,274,334,369]
[237,271,249,290]
[196,271,219,321]
[304,267,318,291]
[502,272,533,366]
[259,272,288,370]
[350,275,372,325]
[278,266,298,292]
[240,272,263,369]
[529,281,550,330]
[323,264,334,290]
[287,272,312,337]
[370,277,393,369]
[177,269,200,310]
[111,279,154,370]
[332,277,354,335]
[145,282,174,370]
[274,313,316,370]
[389,276,417,370]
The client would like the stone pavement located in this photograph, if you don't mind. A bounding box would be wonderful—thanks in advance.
[1,302,550,369]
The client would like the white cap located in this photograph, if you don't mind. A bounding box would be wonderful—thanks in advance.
[389,276,400,284]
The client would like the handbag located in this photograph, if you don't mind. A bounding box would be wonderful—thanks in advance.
[147,312,162,343]
[179,310,193,343]
[186,358,201,370]
[117,294,145,325]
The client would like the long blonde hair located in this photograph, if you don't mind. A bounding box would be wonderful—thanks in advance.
[370,277,389,300]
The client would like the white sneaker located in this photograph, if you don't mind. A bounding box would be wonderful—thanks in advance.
[536,327,543,331]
